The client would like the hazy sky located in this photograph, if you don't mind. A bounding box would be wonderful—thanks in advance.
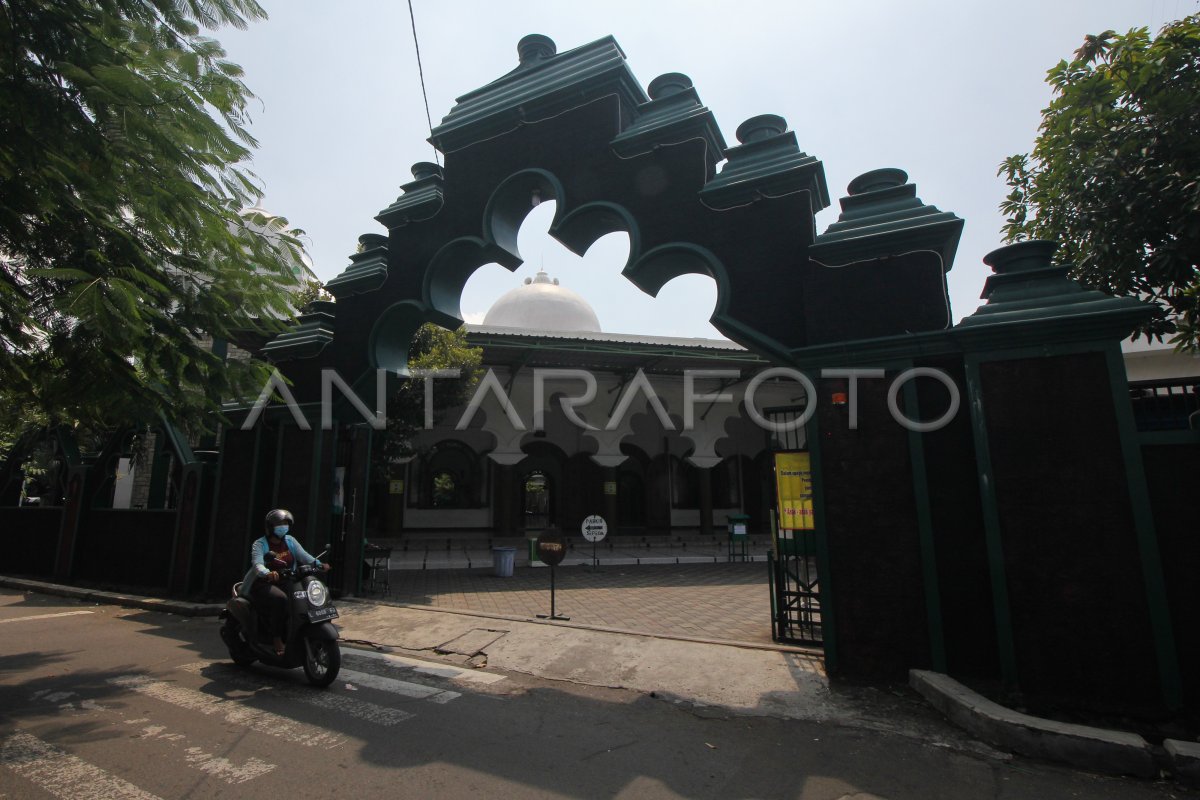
[218,1,1188,339]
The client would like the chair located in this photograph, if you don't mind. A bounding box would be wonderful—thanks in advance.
[362,543,392,594]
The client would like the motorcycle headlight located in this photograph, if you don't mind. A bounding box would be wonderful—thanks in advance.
[306,580,328,608]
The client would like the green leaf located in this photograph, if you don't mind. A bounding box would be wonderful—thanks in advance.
[998,13,1200,351]
[0,0,314,433]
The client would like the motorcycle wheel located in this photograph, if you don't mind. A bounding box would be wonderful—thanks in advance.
[221,621,256,667]
[303,638,341,688]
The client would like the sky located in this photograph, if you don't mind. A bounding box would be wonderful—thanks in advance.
[217,0,1191,340]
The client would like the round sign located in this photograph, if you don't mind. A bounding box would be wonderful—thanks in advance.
[536,533,567,566]
[581,514,608,543]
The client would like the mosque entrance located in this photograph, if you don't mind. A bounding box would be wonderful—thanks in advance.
[206,31,1196,718]
[616,468,645,530]
[212,29,949,655]
[521,471,551,531]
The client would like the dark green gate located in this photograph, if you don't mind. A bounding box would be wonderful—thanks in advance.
[765,406,823,646]
[769,531,822,645]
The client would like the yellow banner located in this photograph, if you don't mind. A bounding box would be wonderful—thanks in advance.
[775,452,814,530]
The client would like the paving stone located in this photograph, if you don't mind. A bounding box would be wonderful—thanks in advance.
[370,562,774,644]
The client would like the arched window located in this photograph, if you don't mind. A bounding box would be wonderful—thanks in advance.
[521,470,552,530]
[408,441,485,509]
[432,472,457,507]
[669,455,699,509]
[711,457,741,507]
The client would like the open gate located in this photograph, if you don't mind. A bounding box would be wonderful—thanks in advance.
[769,532,822,645]
[765,407,823,646]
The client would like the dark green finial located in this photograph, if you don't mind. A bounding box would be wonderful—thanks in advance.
[847,168,908,195]
[357,233,388,251]
[960,236,1150,334]
[517,34,556,65]
[647,72,693,99]
[411,162,443,181]
[982,240,1057,274]
[735,114,788,144]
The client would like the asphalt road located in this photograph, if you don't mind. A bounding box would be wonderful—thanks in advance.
[0,589,1188,799]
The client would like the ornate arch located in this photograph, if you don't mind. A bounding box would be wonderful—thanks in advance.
[261,33,963,414]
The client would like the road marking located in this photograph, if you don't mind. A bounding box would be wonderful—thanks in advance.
[107,675,345,749]
[121,720,275,784]
[339,668,461,704]
[346,649,507,685]
[178,663,415,726]
[183,747,275,784]
[0,731,162,800]
[0,610,93,625]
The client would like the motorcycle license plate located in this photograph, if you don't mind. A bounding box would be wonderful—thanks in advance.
[307,606,339,622]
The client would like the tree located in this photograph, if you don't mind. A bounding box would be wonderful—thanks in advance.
[372,323,483,480]
[292,278,332,312]
[0,0,309,442]
[999,15,1200,350]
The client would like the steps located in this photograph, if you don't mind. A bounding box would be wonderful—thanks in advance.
[365,532,772,570]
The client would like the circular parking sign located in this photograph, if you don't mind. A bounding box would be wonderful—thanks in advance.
[581,514,608,543]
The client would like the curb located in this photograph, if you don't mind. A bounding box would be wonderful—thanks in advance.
[1164,739,1200,787]
[9,575,1192,786]
[910,669,1158,778]
[0,576,222,617]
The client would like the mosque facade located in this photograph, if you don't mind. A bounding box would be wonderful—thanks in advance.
[371,270,798,539]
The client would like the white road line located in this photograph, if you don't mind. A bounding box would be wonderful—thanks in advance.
[0,731,162,800]
[121,720,276,784]
[177,663,414,726]
[339,668,460,704]
[183,747,275,785]
[0,610,93,625]
[346,649,507,685]
[107,676,345,749]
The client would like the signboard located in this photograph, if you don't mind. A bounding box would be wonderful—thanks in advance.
[603,481,617,496]
[775,452,814,530]
[731,522,747,536]
[536,533,567,566]
[388,480,404,495]
[581,515,608,542]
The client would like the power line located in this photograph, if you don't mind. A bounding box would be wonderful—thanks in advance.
[407,0,440,167]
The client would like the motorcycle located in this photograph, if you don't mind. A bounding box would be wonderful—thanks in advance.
[218,553,341,687]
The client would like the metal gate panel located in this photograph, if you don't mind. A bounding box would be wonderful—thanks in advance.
[770,531,822,645]
[765,406,823,646]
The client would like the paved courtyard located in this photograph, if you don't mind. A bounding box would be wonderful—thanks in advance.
[367,561,777,645]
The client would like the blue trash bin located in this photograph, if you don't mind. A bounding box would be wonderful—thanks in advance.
[492,546,516,577]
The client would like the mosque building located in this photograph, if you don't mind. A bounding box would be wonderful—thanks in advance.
[371,270,798,540]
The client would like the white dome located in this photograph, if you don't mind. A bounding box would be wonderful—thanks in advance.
[482,270,601,332]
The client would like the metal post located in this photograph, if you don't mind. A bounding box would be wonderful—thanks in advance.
[536,562,570,621]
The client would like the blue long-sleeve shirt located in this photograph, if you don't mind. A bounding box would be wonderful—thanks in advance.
[238,534,322,596]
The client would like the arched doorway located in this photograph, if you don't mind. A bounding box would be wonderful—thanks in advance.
[521,470,552,531]
[617,470,645,529]
[515,441,566,533]
[616,444,649,532]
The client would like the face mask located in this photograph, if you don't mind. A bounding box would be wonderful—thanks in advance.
[272,525,289,537]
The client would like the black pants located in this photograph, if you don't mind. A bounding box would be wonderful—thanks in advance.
[249,580,288,640]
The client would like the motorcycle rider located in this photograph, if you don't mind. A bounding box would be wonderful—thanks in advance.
[241,509,329,656]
